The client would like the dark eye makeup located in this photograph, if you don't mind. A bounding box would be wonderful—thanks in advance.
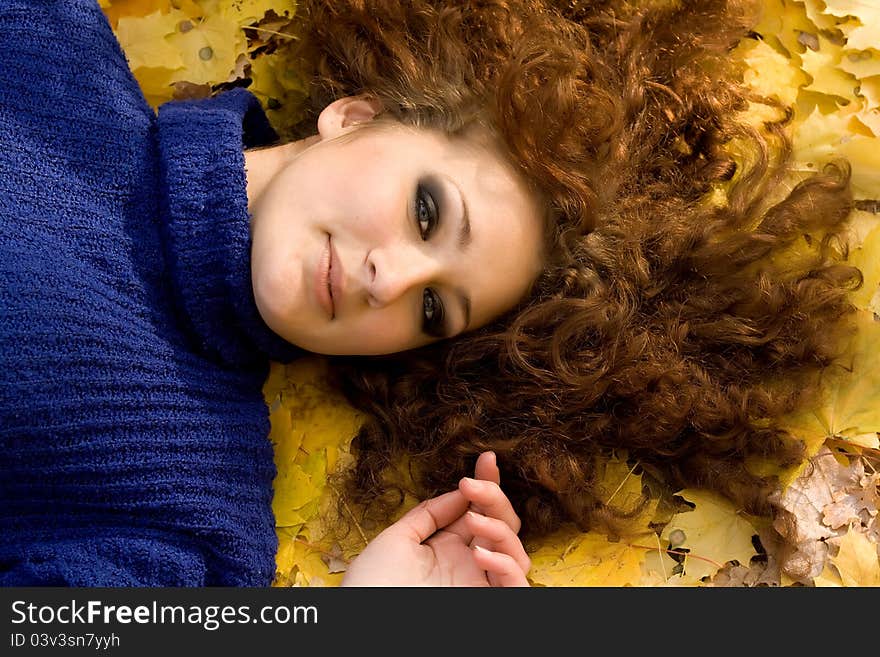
[422,288,444,337]
[415,182,439,239]
[415,182,447,338]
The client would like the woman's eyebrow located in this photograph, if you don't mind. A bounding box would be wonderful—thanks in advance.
[455,286,471,334]
[443,175,472,333]
[440,173,472,251]
[457,189,471,250]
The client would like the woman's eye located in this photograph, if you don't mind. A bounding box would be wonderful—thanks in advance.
[415,184,438,239]
[422,288,445,337]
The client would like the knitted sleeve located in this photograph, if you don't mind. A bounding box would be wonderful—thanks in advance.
[1,0,281,588]
[0,0,150,115]
[0,535,208,587]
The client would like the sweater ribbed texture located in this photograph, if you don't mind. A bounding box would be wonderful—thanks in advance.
[0,0,304,586]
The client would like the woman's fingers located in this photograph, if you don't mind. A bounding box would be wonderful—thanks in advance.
[445,451,512,544]
[469,451,507,553]
[408,452,524,549]
[459,476,522,534]
[465,511,531,575]
[393,489,470,543]
[473,451,501,485]
[472,546,530,587]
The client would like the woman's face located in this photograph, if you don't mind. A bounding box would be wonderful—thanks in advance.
[247,96,545,356]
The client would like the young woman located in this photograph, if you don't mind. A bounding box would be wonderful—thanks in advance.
[0,0,861,587]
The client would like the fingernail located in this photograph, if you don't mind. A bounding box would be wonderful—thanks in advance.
[474,545,491,554]
[466,510,481,521]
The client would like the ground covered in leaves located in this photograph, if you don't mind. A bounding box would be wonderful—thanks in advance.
[104,0,880,587]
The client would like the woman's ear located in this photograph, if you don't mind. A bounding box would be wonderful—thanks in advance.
[316,95,385,140]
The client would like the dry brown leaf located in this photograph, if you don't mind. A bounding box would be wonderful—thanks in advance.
[773,448,847,542]
[706,558,780,587]
[768,444,879,585]
[769,447,851,581]
[319,542,349,574]
[823,461,880,530]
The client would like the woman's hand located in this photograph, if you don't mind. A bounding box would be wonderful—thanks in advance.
[340,451,531,587]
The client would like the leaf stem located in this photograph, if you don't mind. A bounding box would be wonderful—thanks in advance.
[241,25,297,39]
[605,461,640,506]
[328,482,370,547]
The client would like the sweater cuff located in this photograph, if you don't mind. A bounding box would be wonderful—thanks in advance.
[155,88,305,367]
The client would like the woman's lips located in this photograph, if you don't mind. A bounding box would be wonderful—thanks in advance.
[315,235,345,319]
[316,235,334,318]
[328,238,344,314]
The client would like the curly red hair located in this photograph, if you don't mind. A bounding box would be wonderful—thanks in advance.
[281,0,862,539]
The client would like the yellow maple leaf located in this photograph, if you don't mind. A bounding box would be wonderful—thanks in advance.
[247,55,286,101]
[822,0,880,21]
[273,524,304,585]
[272,459,323,528]
[824,0,880,52]
[274,535,345,587]
[166,14,246,86]
[272,359,364,455]
[854,107,880,138]
[800,37,860,101]
[639,542,694,586]
[772,311,880,487]
[659,489,759,582]
[269,406,303,466]
[839,20,880,53]
[829,527,880,586]
[791,106,880,200]
[527,526,652,587]
[265,356,367,584]
[198,0,296,26]
[175,0,204,19]
[736,37,810,107]
[848,219,880,311]
[115,9,183,73]
[816,312,880,439]
[113,9,190,106]
[812,561,845,586]
[839,50,880,81]
[755,0,822,64]
[102,0,173,29]
[798,0,845,31]
[858,75,880,110]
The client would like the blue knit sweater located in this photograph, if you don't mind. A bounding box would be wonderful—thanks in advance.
[0,0,305,586]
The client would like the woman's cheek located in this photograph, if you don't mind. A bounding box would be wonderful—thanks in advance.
[362,308,419,354]
[252,254,301,331]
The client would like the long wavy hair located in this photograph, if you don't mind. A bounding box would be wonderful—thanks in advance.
[282,0,862,539]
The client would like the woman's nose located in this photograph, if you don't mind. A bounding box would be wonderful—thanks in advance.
[366,244,440,308]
